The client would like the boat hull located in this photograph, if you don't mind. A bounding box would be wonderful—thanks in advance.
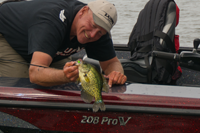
[1,106,200,133]
[0,78,200,132]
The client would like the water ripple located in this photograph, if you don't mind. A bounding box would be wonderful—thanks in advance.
[0,0,199,47]
[80,0,200,47]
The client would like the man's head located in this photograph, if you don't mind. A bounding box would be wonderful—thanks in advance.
[73,0,117,44]
[88,0,117,34]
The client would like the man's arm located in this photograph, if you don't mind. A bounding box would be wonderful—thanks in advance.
[29,51,79,86]
[100,56,127,87]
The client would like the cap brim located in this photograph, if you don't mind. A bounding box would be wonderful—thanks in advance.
[93,13,110,34]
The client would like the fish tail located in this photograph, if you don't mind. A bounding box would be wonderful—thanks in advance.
[92,100,106,112]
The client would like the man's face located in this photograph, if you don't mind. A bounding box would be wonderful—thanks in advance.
[76,7,107,44]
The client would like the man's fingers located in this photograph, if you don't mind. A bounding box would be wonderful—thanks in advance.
[113,74,127,85]
[63,61,79,82]
[121,75,127,84]
[115,74,124,84]
[112,71,125,84]
[69,74,79,82]
[108,77,113,88]
[107,71,127,87]
[64,61,76,67]
[64,65,78,73]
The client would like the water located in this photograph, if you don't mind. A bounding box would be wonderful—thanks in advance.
[0,0,199,47]
[80,0,200,47]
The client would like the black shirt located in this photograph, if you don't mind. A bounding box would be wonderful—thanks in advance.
[0,0,116,62]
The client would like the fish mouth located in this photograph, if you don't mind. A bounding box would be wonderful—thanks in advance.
[75,60,90,73]
[85,31,89,39]
[75,60,82,66]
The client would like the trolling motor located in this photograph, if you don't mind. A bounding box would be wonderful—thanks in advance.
[152,38,200,71]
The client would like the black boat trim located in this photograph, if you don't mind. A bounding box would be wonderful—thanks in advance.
[0,100,200,116]
[113,45,200,53]
[0,126,72,133]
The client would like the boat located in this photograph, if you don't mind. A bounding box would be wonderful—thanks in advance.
[1,38,200,133]
[1,0,200,132]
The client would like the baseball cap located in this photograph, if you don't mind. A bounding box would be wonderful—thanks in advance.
[88,0,117,34]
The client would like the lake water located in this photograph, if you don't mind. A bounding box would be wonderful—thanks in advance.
[80,0,200,47]
[0,0,199,47]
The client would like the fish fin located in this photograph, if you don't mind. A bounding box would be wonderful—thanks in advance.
[76,77,80,83]
[84,74,90,83]
[75,78,82,90]
[93,100,106,112]
[75,78,81,85]
[77,83,82,90]
[101,74,109,93]
[81,90,94,103]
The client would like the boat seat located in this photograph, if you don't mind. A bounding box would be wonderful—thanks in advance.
[120,1,177,83]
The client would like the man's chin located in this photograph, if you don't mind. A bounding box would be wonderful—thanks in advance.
[78,40,86,44]
[77,38,88,44]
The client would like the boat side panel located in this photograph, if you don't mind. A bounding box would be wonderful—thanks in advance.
[0,107,200,133]
[1,86,200,110]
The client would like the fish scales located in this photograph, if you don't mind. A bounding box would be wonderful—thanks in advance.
[79,63,103,102]
[76,60,109,112]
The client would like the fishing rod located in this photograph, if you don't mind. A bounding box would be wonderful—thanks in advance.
[0,58,49,68]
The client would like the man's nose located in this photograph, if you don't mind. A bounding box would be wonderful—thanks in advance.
[90,29,98,38]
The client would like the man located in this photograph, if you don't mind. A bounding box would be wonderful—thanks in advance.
[0,0,127,87]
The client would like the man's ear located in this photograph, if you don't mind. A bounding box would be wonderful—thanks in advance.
[79,6,89,17]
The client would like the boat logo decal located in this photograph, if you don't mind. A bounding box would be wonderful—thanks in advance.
[81,115,131,126]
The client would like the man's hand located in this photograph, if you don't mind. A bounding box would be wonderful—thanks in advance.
[30,52,79,86]
[100,57,127,88]
[63,61,79,82]
[104,71,127,87]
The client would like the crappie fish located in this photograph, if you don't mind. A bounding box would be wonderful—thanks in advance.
[75,60,109,112]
